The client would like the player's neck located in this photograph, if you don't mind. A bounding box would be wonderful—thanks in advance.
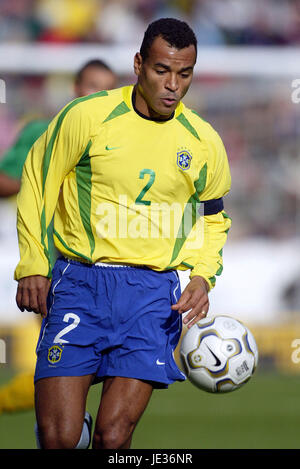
[132,85,174,122]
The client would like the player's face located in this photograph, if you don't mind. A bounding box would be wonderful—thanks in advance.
[134,36,196,119]
[74,66,116,97]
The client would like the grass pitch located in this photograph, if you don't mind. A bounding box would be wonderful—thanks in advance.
[0,369,299,449]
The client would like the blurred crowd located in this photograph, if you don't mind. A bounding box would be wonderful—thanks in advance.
[0,0,300,46]
[186,77,300,240]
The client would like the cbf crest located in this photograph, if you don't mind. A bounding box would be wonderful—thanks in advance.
[48,345,63,364]
[177,149,192,171]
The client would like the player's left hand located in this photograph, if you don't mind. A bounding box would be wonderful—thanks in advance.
[171,276,209,329]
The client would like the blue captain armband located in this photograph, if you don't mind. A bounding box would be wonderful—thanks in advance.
[201,197,224,216]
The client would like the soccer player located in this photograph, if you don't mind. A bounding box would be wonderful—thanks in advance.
[15,18,231,449]
[0,59,117,417]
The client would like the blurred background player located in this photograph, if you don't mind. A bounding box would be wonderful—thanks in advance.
[0,58,117,415]
[0,59,117,197]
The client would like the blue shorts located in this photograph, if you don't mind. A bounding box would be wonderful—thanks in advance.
[34,258,186,388]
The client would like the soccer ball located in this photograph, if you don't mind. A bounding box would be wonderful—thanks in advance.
[180,315,258,393]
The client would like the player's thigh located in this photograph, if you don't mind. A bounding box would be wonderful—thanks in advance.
[95,377,153,434]
[35,375,93,434]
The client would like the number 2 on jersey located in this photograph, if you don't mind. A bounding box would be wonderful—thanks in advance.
[135,169,156,206]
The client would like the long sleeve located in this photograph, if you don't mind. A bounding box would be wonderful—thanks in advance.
[14,101,90,280]
[188,133,232,290]
[189,211,231,290]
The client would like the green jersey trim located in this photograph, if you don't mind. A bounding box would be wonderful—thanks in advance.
[176,113,201,141]
[208,224,229,287]
[40,207,52,277]
[181,261,194,269]
[53,229,92,263]
[168,163,207,266]
[103,101,131,123]
[46,215,56,274]
[75,140,95,258]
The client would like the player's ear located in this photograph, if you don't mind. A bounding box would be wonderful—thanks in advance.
[134,52,143,77]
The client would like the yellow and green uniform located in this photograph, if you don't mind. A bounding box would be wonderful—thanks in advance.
[15,85,231,290]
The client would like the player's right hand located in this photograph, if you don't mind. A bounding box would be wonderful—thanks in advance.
[16,275,51,318]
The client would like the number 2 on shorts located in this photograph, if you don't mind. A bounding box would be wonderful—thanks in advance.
[53,313,80,344]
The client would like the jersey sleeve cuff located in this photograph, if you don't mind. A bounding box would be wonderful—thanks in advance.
[189,270,215,292]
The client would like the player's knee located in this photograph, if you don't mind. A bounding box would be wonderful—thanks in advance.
[93,421,133,449]
[92,428,126,449]
[37,422,81,449]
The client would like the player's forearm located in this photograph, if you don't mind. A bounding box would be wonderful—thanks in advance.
[189,210,231,290]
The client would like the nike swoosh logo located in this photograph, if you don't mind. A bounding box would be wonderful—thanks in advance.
[206,345,221,366]
[156,359,165,366]
[105,145,121,151]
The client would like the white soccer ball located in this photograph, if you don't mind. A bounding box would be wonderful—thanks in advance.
[180,315,258,393]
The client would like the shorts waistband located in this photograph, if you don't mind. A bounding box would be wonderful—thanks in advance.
[94,262,144,268]
[63,257,146,269]
[61,258,177,276]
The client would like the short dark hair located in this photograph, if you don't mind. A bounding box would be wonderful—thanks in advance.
[140,18,197,61]
[75,59,114,84]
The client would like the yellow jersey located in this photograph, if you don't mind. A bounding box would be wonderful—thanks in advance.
[15,85,231,290]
